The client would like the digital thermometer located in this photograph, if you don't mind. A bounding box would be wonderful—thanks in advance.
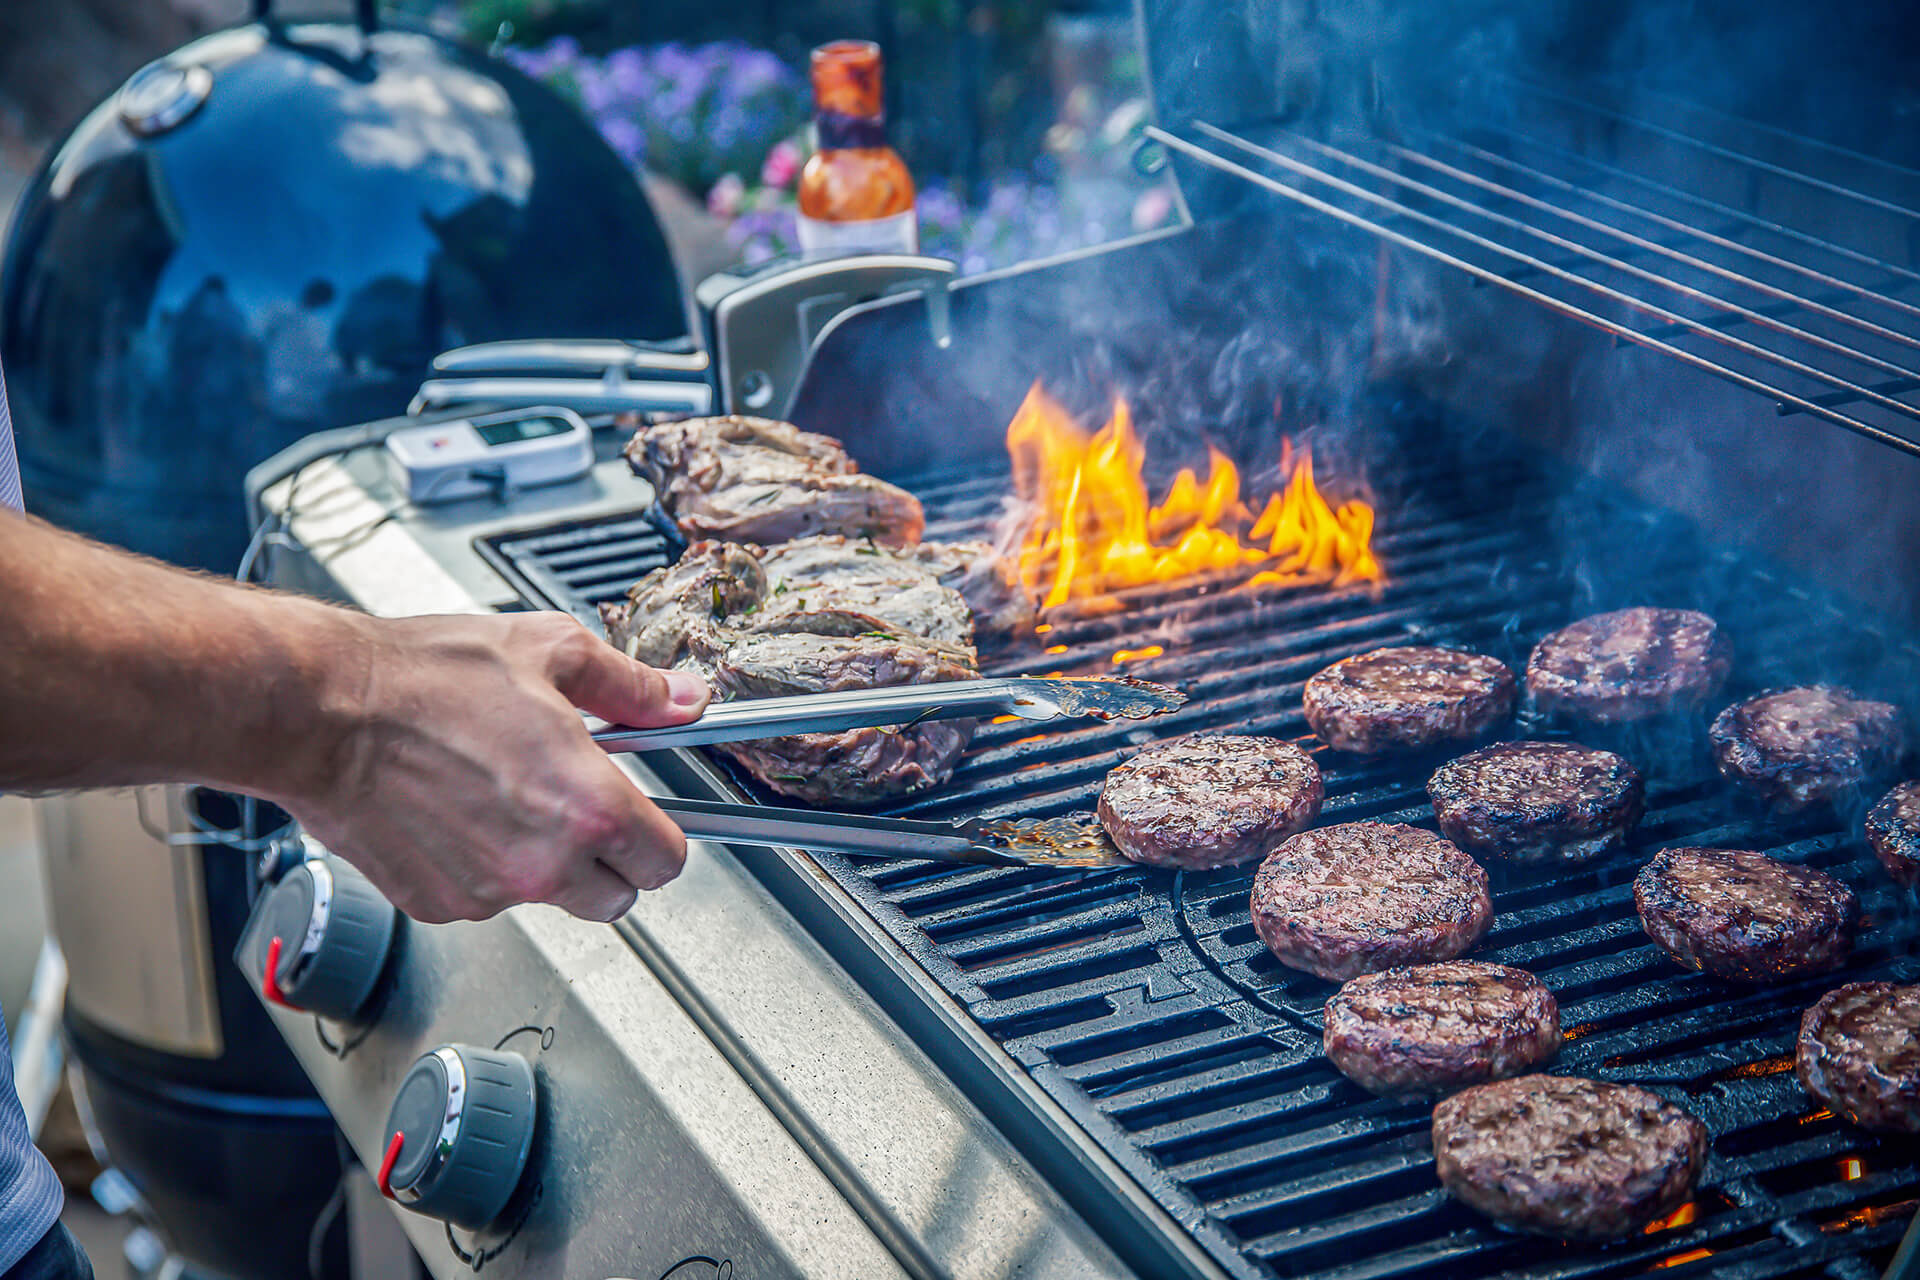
[384,407,595,504]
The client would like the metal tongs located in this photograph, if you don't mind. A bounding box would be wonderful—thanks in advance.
[591,675,1186,868]
[653,797,1132,869]
[589,675,1185,752]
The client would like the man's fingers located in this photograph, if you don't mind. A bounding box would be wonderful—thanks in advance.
[548,860,641,923]
[541,617,709,727]
[595,789,690,893]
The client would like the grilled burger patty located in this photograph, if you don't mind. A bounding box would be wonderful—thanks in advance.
[1250,823,1493,981]
[1432,1075,1708,1241]
[1303,646,1515,754]
[1634,847,1858,983]
[1866,780,1920,888]
[1525,607,1730,723]
[1428,741,1644,864]
[1710,685,1905,811]
[1098,735,1323,869]
[1796,981,1920,1133]
[1323,961,1560,1097]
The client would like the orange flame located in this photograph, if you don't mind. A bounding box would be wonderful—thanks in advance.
[1005,383,1380,608]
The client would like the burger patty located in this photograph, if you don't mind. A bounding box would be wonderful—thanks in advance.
[1303,646,1515,754]
[1432,1075,1708,1241]
[1711,685,1905,811]
[1796,981,1920,1133]
[1098,736,1324,869]
[1525,607,1730,723]
[1323,961,1560,1097]
[1250,823,1493,981]
[1428,741,1644,864]
[1634,847,1858,983]
[1865,780,1920,888]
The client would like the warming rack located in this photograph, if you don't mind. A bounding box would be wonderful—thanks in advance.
[1144,82,1920,460]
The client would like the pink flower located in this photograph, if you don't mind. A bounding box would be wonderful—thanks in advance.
[1132,184,1176,232]
[706,172,746,218]
[760,139,803,190]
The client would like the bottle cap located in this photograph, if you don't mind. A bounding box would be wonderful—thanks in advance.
[811,40,884,119]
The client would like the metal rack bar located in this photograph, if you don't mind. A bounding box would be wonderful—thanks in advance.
[1276,131,1920,386]
[1584,75,1920,187]
[1511,79,1920,224]
[1143,123,1920,460]
[1191,121,1920,425]
[1468,124,1920,295]
[1364,134,1920,350]
[1420,131,1920,326]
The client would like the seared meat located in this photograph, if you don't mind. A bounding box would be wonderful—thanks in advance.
[1634,847,1858,983]
[626,415,925,547]
[1866,779,1920,888]
[698,629,979,805]
[599,541,767,668]
[1097,735,1323,870]
[717,724,974,807]
[599,531,983,806]
[754,536,976,647]
[1428,741,1643,864]
[1250,823,1493,981]
[1303,646,1515,754]
[1796,981,1920,1133]
[1710,685,1905,811]
[1432,1075,1707,1241]
[702,629,977,700]
[1323,961,1559,1097]
[902,539,1038,636]
[1526,607,1730,723]
[637,414,854,477]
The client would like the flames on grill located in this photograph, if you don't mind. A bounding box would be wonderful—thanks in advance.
[1003,382,1382,610]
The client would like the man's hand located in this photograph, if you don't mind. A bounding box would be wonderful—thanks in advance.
[0,510,707,924]
[280,612,709,924]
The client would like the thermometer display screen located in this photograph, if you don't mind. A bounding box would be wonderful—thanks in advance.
[475,415,572,447]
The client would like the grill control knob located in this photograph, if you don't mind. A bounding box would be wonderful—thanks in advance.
[378,1045,537,1230]
[236,857,397,1021]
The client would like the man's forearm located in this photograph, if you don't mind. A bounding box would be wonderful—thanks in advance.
[0,509,366,800]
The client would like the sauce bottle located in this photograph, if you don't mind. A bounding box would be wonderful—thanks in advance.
[796,40,918,255]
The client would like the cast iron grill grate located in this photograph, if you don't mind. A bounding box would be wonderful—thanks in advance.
[478,434,1919,1280]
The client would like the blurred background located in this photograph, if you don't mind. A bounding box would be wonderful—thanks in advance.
[0,0,1179,281]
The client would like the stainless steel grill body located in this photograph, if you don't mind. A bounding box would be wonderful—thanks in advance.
[254,28,1920,1275]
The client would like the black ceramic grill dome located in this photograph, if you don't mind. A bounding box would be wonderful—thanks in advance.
[0,19,684,570]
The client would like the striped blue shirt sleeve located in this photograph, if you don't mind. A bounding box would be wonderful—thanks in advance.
[0,364,68,1262]
[0,369,22,513]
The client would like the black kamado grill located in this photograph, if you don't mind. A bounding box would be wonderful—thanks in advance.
[244,1,1920,1276]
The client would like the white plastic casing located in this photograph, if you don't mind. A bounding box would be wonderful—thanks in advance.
[383,406,594,504]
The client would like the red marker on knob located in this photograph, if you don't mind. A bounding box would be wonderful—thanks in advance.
[376,1131,405,1199]
[262,936,287,1007]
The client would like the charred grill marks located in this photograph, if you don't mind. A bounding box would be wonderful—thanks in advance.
[1303,645,1515,754]
[1323,961,1560,1097]
[1250,822,1493,981]
[1432,1075,1708,1241]
[1098,734,1323,869]
[1428,740,1643,864]
[1526,607,1730,723]
[1711,685,1905,811]
[1634,847,1859,983]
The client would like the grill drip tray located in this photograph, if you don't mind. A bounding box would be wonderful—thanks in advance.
[478,437,1920,1280]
